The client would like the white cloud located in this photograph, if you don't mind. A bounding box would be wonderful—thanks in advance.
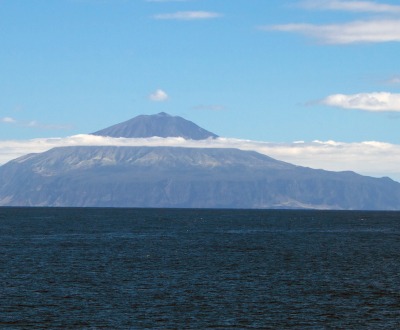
[300,0,400,13]
[264,19,400,44]
[149,89,169,102]
[153,11,222,20]
[1,117,16,124]
[322,92,400,111]
[1,135,400,182]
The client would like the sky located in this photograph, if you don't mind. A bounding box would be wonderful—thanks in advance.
[1,0,400,180]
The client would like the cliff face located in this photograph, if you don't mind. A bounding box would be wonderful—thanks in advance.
[1,146,399,209]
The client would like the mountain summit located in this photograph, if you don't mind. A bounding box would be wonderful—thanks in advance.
[92,112,218,140]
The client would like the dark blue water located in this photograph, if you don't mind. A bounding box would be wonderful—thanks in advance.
[1,208,399,329]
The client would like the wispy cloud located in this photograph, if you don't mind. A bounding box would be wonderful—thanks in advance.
[149,89,169,102]
[147,0,191,2]
[1,117,17,124]
[192,105,226,111]
[321,92,400,111]
[1,135,400,181]
[264,0,400,44]
[26,121,73,130]
[300,0,400,13]
[264,19,400,44]
[386,76,400,84]
[0,117,72,130]
[153,11,222,20]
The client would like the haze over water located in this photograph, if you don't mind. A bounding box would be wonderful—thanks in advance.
[1,208,399,328]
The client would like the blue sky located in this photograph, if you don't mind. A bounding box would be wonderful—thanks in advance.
[1,0,400,179]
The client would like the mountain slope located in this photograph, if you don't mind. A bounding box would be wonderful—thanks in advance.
[1,146,399,209]
[92,112,218,140]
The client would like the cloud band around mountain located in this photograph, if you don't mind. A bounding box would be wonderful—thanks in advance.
[1,135,400,182]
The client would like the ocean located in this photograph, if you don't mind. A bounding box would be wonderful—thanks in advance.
[1,207,399,329]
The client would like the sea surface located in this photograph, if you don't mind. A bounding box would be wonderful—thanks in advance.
[0,208,399,329]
